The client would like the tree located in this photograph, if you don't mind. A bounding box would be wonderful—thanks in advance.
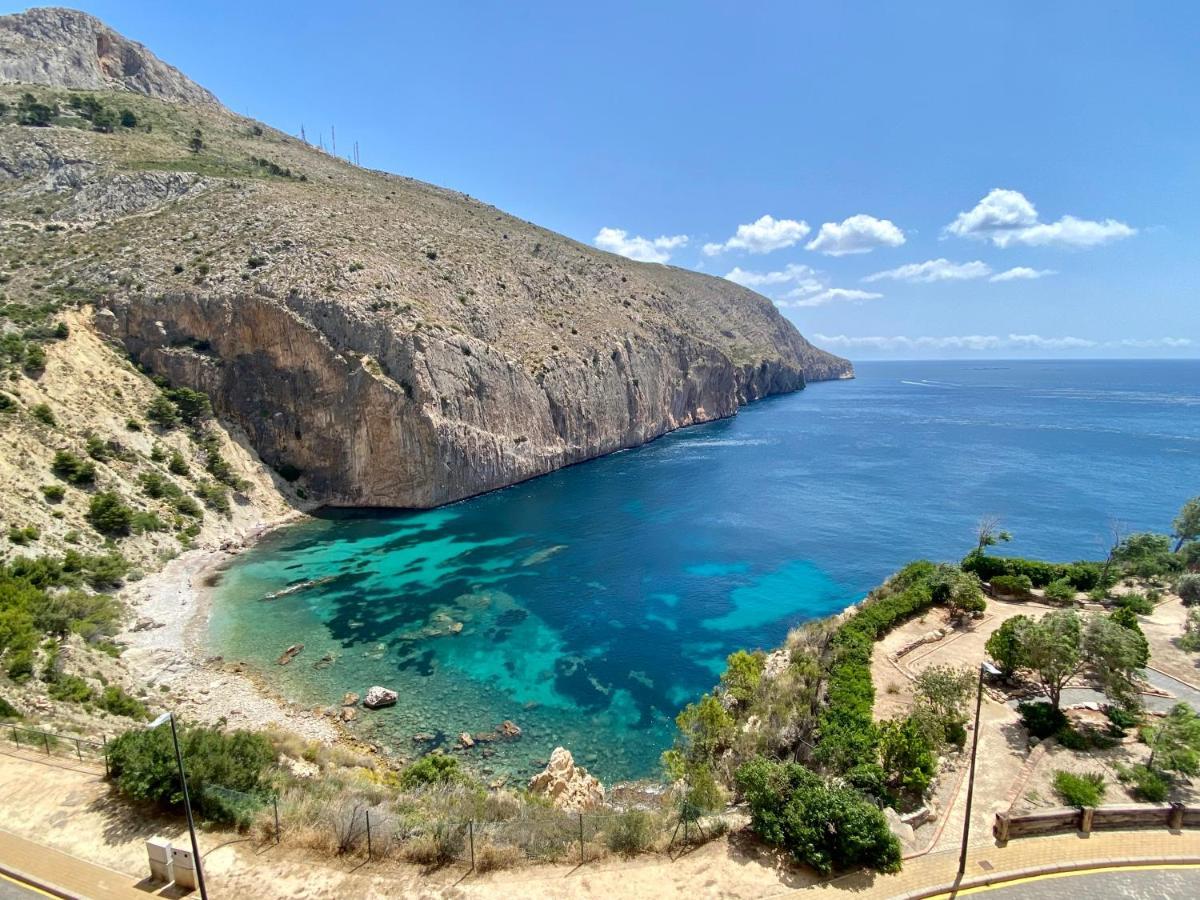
[986,615,1030,679]
[1178,574,1200,607]
[17,92,55,127]
[119,109,138,128]
[720,649,765,705]
[146,394,179,428]
[165,387,211,424]
[1145,704,1200,776]
[1173,497,1200,552]
[1112,533,1179,579]
[930,564,986,619]
[1083,613,1147,710]
[1019,610,1083,711]
[188,128,204,153]
[1108,606,1150,668]
[86,492,133,537]
[913,664,976,743]
[877,716,937,796]
[975,516,1012,554]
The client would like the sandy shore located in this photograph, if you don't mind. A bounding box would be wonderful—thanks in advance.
[116,512,340,743]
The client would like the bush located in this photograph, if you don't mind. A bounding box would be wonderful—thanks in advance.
[107,724,275,824]
[168,450,190,476]
[48,673,93,703]
[86,492,133,537]
[986,615,1031,678]
[962,552,1104,590]
[1113,593,1155,615]
[1043,579,1076,603]
[1052,770,1105,807]
[1018,701,1067,739]
[606,809,656,856]
[1178,574,1200,607]
[195,480,230,514]
[990,574,1034,598]
[97,685,147,719]
[8,525,39,545]
[40,483,65,502]
[146,394,179,428]
[877,716,936,797]
[0,695,21,719]
[721,650,765,705]
[30,403,56,426]
[51,450,96,485]
[399,754,466,789]
[735,756,901,875]
[1121,764,1169,802]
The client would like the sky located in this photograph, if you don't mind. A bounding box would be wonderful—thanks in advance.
[15,2,1199,359]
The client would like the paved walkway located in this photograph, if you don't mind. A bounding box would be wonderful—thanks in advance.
[930,864,1200,899]
[0,831,148,900]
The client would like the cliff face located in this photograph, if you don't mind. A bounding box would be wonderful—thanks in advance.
[0,9,852,509]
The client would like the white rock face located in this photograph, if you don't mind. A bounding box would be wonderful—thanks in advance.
[527,747,604,812]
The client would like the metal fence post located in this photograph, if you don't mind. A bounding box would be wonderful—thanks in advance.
[42,731,50,755]
[74,738,83,763]
[274,796,280,844]
[468,820,475,871]
[578,813,585,864]
[10,724,18,747]
[365,809,372,862]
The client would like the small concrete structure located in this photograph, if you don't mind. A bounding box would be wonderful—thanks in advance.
[145,837,173,883]
[171,845,197,890]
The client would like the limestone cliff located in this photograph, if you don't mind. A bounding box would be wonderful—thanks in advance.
[0,8,852,509]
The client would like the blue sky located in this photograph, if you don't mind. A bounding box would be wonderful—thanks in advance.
[20,2,1199,359]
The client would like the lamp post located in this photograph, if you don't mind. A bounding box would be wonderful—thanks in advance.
[958,660,1001,881]
[147,712,208,900]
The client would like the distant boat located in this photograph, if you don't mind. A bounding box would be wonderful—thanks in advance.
[262,575,336,601]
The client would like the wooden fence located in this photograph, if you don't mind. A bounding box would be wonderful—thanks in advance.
[994,802,1199,842]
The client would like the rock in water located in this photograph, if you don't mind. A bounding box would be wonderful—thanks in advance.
[275,643,303,665]
[527,747,604,811]
[363,686,398,709]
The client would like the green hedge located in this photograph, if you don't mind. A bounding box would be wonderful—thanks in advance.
[815,561,938,771]
[990,574,1034,598]
[962,551,1104,590]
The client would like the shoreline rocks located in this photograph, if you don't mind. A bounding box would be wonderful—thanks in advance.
[363,685,398,709]
[527,747,604,811]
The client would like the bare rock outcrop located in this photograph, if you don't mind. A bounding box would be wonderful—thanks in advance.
[528,747,605,812]
[0,8,219,106]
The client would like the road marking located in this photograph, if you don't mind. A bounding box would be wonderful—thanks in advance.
[0,869,57,898]
[924,862,1200,898]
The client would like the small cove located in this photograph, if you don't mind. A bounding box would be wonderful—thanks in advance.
[209,359,1200,781]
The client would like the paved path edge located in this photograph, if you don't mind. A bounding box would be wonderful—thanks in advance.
[894,854,1200,900]
[0,858,77,900]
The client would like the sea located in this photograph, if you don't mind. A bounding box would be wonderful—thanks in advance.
[208,359,1200,781]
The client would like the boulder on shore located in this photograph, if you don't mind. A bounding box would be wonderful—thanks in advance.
[363,685,398,709]
[527,747,604,812]
[497,720,522,738]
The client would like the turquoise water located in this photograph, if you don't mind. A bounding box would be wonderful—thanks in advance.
[209,360,1200,781]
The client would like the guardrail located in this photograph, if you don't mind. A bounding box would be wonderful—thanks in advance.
[994,802,1198,842]
[2,722,109,774]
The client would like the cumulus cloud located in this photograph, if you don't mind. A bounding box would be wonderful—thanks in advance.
[594,227,688,264]
[805,214,906,256]
[989,266,1056,282]
[785,288,883,309]
[703,215,810,255]
[864,258,991,283]
[723,263,822,293]
[945,188,1135,248]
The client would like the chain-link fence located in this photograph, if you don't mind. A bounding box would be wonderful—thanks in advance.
[2,722,109,771]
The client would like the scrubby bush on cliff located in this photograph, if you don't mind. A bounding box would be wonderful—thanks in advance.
[108,724,275,825]
[1177,574,1200,607]
[735,757,901,875]
[930,564,986,618]
[1112,533,1181,580]
[398,754,467,789]
[989,574,1034,599]
[86,492,133,537]
[962,551,1103,590]
[720,649,765,705]
[1043,578,1076,603]
[1053,770,1105,808]
[51,450,95,485]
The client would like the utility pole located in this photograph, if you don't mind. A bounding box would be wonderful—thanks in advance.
[958,661,1001,880]
[331,125,336,155]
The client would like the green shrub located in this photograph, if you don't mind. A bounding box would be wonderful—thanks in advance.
[735,756,901,875]
[962,552,1103,590]
[1119,763,1169,802]
[40,484,65,502]
[986,615,1031,678]
[0,695,21,719]
[1018,701,1067,739]
[131,511,167,534]
[8,525,39,545]
[86,492,133,537]
[96,685,147,719]
[48,673,93,703]
[30,403,56,426]
[23,344,46,374]
[1113,593,1154,615]
[6,649,34,681]
[990,574,1034,598]
[146,394,179,428]
[84,434,109,461]
[51,450,95,484]
[877,715,936,797]
[1052,770,1105,807]
[1043,579,1076,603]
[606,809,656,856]
[195,481,230,514]
[107,724,275,824]
[1177,574,1200,607]
[167,450,190,476]
[398,754,466,789]
[721,650,765,704]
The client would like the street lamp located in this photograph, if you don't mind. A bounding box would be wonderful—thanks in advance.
[147,712,208,900]
[958,660,1001,881]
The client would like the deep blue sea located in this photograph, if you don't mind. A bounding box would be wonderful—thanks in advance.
[209,360,1200,781]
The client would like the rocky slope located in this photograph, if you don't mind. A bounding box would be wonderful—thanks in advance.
[0,8,852,511]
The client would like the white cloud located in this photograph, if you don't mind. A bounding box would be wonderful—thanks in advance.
[594,227,688,264]
[723,263,822,294]
[805,214,905,256]
[864,258,991,283]
[989,266,1056,282]
[945,188,1135,249]
[1115,337,1194,349]
[703,215,810,255]
[785,288,884,308]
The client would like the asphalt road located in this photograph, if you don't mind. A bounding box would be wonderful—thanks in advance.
[0,872,46,900]
[964,866,1200,899]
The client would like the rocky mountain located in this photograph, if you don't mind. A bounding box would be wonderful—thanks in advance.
[0,7,852,512]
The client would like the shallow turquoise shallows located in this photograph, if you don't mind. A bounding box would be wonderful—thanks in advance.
[209,359,1200,781]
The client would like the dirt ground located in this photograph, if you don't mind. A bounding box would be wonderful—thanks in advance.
[1141,595,1200,687]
